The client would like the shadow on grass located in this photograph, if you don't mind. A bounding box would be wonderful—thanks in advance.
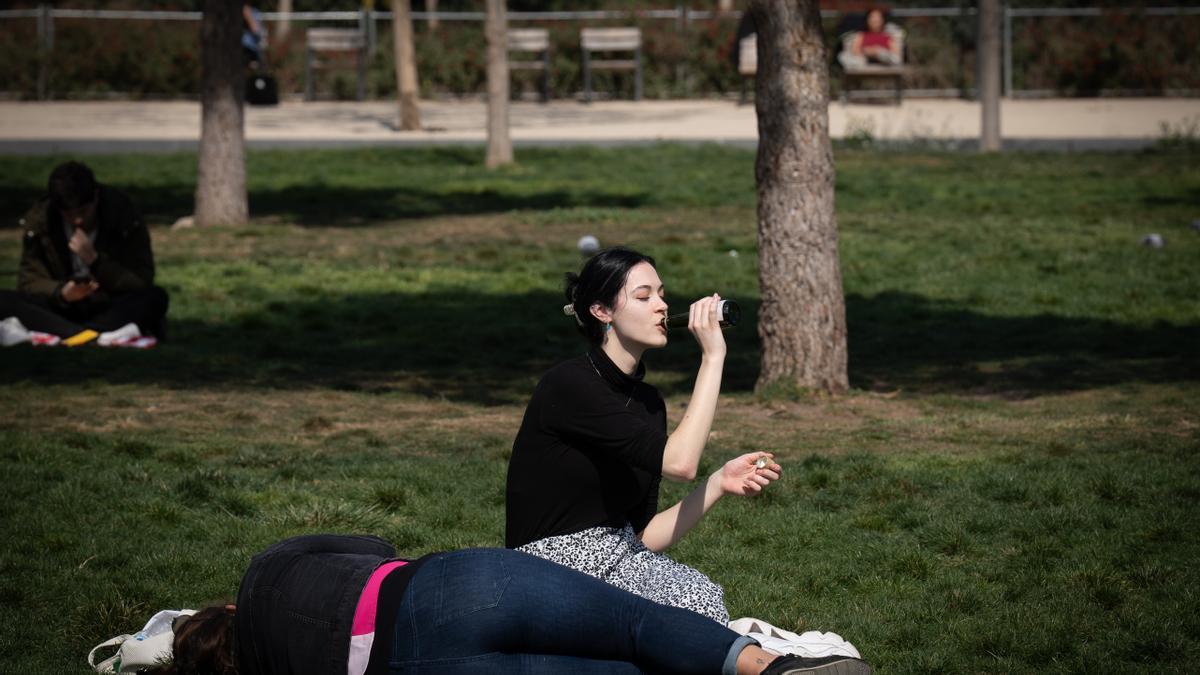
[2,184,650,229]
[1,291,1196,403]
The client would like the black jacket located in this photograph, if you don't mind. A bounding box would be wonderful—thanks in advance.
[235,535,397,675]
[17,184,155,306]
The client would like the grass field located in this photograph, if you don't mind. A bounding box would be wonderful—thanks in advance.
[1,145,1198,674]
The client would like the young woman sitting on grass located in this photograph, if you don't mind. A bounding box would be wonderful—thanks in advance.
[505,247,782,624]
[148,533,870,675]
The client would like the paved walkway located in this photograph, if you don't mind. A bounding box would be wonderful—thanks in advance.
[1,97,1197,154]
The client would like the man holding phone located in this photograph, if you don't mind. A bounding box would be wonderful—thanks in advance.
[0,161,168,347]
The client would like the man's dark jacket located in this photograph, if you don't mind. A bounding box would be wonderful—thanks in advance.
[17,184,155,306]
[235,535,397,675]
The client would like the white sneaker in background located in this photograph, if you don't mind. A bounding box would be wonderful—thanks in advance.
[729,617,862,660]
[1,316,32,346]
[97,322,141,347]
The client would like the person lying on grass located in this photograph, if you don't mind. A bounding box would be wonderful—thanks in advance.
[144,533,871,675]
[505,246,781,624]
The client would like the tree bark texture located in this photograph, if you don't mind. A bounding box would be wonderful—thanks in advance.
[484,0,513,168]
[195,0,248,227]
[978,0,1002,152]
[427,0,440,32]
[276,0,293,45]
[392,0,421,130]
[749,0,849,393]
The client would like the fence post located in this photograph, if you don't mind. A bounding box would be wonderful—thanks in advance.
[36,4,54,101]
[361,8,376,54]
[678,5,690,98]
[1003,4,1012,97]
[978,0,1002,151]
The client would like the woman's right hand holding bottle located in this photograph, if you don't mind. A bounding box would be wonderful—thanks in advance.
[688,293,727,360]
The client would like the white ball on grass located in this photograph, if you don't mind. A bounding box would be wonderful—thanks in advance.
[578,235,600,255]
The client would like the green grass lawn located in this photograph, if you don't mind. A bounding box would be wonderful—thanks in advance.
[1,145,1198,674]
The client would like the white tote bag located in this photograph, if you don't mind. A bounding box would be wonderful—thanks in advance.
[88,609,196,673]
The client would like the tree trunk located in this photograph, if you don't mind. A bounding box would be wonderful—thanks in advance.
[427,0,439,33]
[484,0,513,168]
[749,0,848,394]
[392,0,421,130]
[978,0,1002,152]
[717,0,733,12]
[276,0,292,45]
[195,0,247,227]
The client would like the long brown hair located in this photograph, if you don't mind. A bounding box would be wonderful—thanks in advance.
[145,605,238,675]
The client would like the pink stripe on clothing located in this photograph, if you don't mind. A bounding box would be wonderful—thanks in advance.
[351,561,408,636]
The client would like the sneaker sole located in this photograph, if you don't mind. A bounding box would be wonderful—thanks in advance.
[775,658,872,675]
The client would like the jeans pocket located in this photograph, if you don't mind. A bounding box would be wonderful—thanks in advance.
[434,550,511,627]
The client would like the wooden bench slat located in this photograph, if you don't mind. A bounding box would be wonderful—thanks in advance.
[307,28,365,51]
[508,28,549,52]
[581,27,641,51]
[589,59,637,69]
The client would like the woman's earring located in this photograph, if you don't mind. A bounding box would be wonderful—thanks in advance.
[604,323,612,333]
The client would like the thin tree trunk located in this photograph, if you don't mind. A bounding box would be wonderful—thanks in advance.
[276,0,292,45]
[978,0,1002,152]
[717,0,733,12]
[749,0,848,394]
[392,0,421,130]
[484,0,512,168]
[195,0,247,227]
[427,0,439,33]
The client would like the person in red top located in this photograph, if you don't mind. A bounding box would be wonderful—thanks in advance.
[850,8,901,65]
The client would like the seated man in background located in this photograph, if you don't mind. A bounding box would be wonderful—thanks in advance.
[0,161,168,348]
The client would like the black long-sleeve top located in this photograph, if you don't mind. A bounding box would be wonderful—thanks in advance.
[505,347,668,549]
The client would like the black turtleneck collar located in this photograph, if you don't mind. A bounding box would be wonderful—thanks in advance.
[587,346,646,392]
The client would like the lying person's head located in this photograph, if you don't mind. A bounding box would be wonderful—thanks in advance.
[145,605,238,675]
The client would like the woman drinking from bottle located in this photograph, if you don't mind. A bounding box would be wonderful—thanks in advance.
[505,247,781,624]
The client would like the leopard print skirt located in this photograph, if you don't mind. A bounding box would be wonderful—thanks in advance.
[516,523,729,624]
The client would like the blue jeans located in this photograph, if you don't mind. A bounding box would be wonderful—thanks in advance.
[389,549,755,674]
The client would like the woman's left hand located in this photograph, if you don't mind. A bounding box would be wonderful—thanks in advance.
[719,452,781,496]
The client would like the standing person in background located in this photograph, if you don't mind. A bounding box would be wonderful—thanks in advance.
[242,2,266,68]
[505,247,782,624]
[0,161,168,348]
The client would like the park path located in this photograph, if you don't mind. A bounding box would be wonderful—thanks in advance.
[0,97,1196,153]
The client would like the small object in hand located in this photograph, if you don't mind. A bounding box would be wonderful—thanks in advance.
[755,456,769,470]
[1141,233,1165,248]
[72,273,94,284]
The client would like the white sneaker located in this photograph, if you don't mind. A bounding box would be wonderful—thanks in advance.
[97,322,141,347]
[729,617,861,659]
[1,317,32,346]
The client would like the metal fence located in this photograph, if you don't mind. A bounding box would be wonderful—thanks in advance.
[3,4,1198,100]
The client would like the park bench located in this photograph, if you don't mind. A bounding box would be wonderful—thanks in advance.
[735,21,910,105]
[836,21,910,104]
[305,27,367,101]
[580,27,643,103]
[508,28,551,102]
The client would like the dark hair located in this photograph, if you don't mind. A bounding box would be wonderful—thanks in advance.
[565,246,656,346]
[145,605,238,675]
[48,161,98,210]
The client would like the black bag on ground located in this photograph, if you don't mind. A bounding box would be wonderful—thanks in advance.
[246,73,278,106]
